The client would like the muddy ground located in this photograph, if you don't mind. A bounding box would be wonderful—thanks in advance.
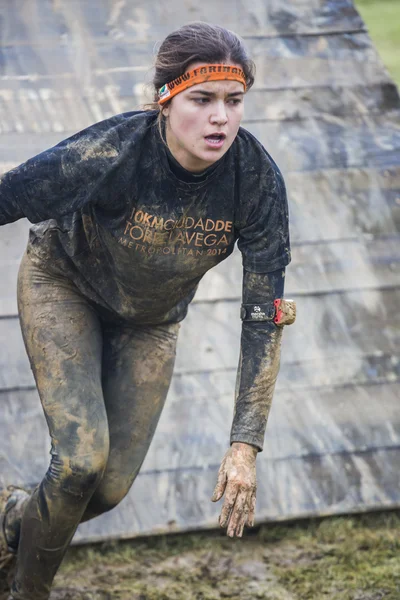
[39,510,400,600]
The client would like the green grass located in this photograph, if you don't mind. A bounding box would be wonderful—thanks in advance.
[261,512,400,599]
[355,0,400,86]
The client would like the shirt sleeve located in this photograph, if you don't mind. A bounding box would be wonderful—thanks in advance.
[230,267,285,452]
[0,118,123,226]
[237,161,291,273]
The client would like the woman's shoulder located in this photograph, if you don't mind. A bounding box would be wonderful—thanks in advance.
[106,109,157,130]
[232,127,283,181]
[46,110,158,167]
[72,110,158,144]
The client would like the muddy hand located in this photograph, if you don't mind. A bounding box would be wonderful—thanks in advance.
[211,442,257,537]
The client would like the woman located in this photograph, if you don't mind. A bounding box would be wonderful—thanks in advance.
[0,21,295,600]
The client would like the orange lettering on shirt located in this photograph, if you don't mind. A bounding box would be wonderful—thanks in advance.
[124,221,132,235]
[175,231,186,244]
[142,212,153,227]
[194,218,205,230]
[134,211,144,224]
[164,219,175,231]
[151,216,164,230]
[129,226,144,240]
[217,234,229,245]
[205,219,215,231]
[154,231,169,245]
[185,231,196,244]
[143,228,153,243]
[225,221,233,232]
[204,234,217,246]
[195,232,204,246]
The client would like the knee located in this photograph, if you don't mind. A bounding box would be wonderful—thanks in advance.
[89,482,131,516]
[48,448,109,499]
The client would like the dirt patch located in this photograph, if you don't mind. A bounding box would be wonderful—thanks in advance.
[3,512,400,599]
[53,536,295,600]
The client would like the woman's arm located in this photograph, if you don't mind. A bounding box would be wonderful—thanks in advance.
[0,117,124,226]
[0,170,26,224]
[212,157,294,537]
[212,268,295,537]
[231,268,287,450]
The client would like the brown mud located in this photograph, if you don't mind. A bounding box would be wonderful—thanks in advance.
[7,510,395,600]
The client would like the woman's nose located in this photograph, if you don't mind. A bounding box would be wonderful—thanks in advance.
[210,101,228,125]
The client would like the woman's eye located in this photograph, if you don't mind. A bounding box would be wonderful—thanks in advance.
[192,97,242,105]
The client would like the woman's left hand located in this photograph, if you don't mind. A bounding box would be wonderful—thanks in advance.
[211,441,257,537]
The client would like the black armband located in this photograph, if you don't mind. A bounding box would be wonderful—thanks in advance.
[240,303,275,322]
[240,299,297,325]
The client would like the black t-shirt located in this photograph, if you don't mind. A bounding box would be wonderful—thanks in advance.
[0,110,290,324]
[0,110,291,451]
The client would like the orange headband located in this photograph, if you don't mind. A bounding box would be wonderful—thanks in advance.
[158,64,247,105]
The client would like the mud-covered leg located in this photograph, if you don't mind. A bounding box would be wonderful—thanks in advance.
[1,490,30,555]
[81,321,179,521]
[0,489,29,600]
[10,253,109,600]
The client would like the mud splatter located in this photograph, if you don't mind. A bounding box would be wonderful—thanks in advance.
[277,299,296,326]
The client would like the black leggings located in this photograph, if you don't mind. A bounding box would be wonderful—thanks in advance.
[11,251,179,600]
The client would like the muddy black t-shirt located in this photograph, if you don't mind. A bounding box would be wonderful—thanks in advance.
[0,110,291,450]
[0,110,290,323]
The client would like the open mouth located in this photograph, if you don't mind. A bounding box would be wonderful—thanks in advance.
[204,133,226,147]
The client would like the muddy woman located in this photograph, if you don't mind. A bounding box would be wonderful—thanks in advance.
[0,22,295,600]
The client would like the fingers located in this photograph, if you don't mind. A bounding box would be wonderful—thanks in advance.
[234,495,251,538]
[211,464,227,502]
[226,489,250,538]
[219,483,239,528]
[235,510,248,538]
[220,488,256,537]
[213,444,257,537]
[247,493,256,527]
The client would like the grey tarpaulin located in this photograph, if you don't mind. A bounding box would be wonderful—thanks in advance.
[0,0,399,543]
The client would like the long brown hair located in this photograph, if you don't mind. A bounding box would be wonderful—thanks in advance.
[145,22,255,138]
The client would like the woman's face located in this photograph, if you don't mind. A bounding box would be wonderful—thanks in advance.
[162,62,246,172]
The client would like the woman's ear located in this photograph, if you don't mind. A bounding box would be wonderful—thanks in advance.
[162,105,169,117]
